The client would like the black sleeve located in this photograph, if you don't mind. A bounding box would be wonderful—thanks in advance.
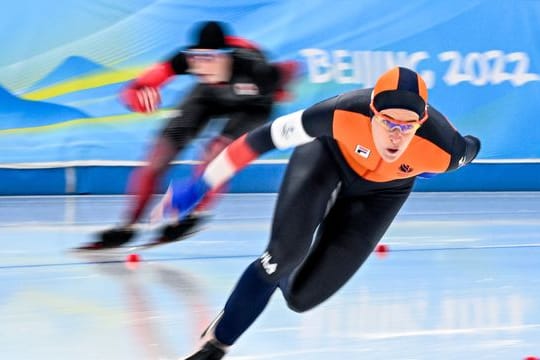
[462,135,481,166]
[301,96,338,138]
[246,123,274,154]
[447,132,481,170]
[168,51,189,75]
[253,62,281,93]
[416,105,481,171]
[233,49,280,93]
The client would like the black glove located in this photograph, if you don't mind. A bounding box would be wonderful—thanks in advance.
[462,135,481,166]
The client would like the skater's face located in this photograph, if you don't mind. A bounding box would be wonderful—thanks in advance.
[185,49,233,84]
[371,108,421,163]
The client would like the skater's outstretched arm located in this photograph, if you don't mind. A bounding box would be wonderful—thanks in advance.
[165,97,339,217]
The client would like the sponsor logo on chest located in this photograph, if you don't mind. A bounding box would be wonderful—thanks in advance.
[233,83,260,95]
[354,144,371,158]
[399,163,414,173]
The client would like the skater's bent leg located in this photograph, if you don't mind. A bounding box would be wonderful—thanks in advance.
[126,136,178,225]
[284,185,413,313]
[214,261,278,345]
[127,89,212,225]
[212,140,341,345]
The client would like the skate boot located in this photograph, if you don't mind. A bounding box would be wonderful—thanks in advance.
[183,340,226,360]
[76,227,135,250]
[182,310,227,359]
[155,212,209,244]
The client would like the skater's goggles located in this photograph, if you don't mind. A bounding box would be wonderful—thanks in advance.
[370,103,427,134]
[183,49,233,61]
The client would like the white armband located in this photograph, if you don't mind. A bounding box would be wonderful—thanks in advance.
[270,110,314,149]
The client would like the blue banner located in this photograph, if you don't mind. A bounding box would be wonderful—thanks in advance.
[1,0,539,163]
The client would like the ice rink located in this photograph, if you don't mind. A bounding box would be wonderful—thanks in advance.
[1,192,539,359]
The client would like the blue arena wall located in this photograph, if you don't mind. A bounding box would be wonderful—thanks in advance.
[0,162,538,195]
[1,1,540,194]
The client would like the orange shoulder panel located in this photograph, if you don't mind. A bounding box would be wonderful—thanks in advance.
[333,110,382,176]
[332,110,451,182]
